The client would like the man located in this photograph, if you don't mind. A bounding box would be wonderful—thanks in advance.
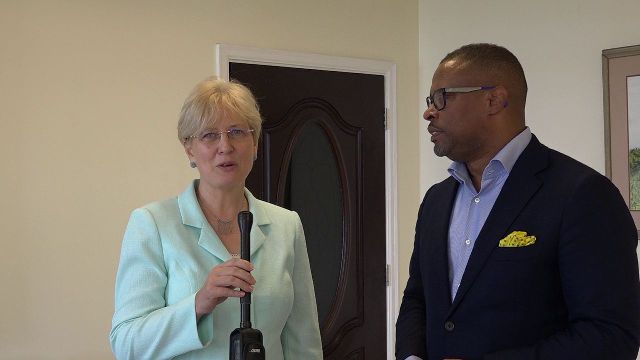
[396,43,640,359]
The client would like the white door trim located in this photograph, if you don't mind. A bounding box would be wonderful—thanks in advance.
[216,44,398,360]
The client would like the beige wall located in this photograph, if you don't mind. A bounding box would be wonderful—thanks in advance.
[0,1,418,358]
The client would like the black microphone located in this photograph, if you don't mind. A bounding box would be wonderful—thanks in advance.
[238,210,253,329]
[230,211,265,360]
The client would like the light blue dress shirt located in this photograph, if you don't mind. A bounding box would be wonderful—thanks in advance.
[447,128,531,300]
[110,180,323,360]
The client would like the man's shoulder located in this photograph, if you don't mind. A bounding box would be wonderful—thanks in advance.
[420,176,458,213]
[425,176,458,196]
[525,140,619,202]
[521,136,603,181]
[539,144,605,183]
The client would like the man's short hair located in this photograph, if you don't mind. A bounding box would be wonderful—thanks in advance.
[442,43,528,103]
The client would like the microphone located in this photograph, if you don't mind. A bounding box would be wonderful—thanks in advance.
[230,211,265,360]
[238,210,253,329]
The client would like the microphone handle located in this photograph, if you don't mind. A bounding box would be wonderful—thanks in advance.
[230,211,265,360]
[237,211,253,328]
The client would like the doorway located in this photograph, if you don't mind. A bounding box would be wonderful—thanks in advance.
[218,45,398,359]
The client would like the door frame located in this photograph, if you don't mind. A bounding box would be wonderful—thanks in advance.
[216,44,398,359]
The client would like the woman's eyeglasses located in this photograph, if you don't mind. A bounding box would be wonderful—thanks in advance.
[188,128,255,144]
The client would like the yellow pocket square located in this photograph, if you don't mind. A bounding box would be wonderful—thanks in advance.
[499,231,537,247]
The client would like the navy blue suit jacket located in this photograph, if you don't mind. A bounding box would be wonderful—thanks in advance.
[396,136,640,359]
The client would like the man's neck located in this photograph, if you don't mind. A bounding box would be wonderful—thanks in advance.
[464,125,527,191]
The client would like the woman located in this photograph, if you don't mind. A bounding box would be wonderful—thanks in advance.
[110,77,323,359]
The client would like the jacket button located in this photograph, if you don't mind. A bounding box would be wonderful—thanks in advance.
[444,320,455,331]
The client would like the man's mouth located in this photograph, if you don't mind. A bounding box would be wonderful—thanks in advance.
[428,126,443,141]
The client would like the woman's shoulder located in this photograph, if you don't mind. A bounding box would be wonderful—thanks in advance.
[130,182,195,220]
[129,196,180,225]
[247,191,300,226]
[253,198,299,219]
[141,196,179,213]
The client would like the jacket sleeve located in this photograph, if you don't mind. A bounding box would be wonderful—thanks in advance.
[485,173,640,360]
[280,212,324,360]
[109,208,213,360]
[396,197,428,360]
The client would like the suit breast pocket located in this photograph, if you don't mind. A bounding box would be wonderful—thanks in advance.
[491,244,541,261]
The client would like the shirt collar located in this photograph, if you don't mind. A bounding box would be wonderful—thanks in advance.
[448,127,532,184]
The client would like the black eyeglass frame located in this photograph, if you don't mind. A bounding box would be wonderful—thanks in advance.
[426,86,496,111]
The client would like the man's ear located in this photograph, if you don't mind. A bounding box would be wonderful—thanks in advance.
[487,86,509,115]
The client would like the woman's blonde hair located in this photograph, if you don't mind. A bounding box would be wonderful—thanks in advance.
[177,77,262,144]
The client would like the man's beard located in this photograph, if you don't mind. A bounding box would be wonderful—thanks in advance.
[433,142,449,158]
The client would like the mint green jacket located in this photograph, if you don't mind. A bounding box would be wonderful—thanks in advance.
[110,181,323,359]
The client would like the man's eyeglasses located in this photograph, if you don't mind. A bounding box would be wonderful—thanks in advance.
[426,86,495,111]
[188,128,255,144]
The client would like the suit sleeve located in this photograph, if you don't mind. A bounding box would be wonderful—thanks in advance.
[396,196,429,359]
[485,173,640,360]
[281,212,323,360]
[109,208,212,360]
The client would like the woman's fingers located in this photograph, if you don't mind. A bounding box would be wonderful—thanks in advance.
[211,275,254,292]
[195,260,256,317]
[213,267,255,286]
[214,287,246,299]
[226,258,254,272]
[203,261,256,296]
[211,260,256,286]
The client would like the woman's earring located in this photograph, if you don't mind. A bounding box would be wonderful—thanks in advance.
[190,161,197,168]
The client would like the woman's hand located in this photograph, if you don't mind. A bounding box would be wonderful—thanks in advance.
[195,258,255,320]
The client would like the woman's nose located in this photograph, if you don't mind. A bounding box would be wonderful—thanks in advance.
[217,133,233,153]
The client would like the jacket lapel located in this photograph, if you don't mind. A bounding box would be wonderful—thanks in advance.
[198,225,233,260]
[448,136,548,314]
[245,189,268,257]
[177,182,269,261]
[425,177,460,307]
[178,181,229,261]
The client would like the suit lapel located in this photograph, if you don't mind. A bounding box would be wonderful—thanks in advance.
[198,225,233,260]
[245,189,268,257]
[177,182,269,261]
[178,181,229,261]
[448,136,548,314]
[425,177,459,307]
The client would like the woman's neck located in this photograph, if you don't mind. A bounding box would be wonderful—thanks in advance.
[196,182,248,222]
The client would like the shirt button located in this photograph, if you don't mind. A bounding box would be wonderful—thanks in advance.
[474,197,480,203]
[465,239,471,245]
[444,320,455,331]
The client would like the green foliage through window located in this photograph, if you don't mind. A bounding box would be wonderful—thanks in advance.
[630,148,640,210]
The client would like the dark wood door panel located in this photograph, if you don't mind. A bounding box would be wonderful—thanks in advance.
[230,62,386,359]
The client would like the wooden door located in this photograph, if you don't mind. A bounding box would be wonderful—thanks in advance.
[230,63,386,359]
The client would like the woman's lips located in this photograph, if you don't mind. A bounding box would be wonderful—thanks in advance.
[217,161,237,170]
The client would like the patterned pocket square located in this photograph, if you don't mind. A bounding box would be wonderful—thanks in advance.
[499,231,537,247]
